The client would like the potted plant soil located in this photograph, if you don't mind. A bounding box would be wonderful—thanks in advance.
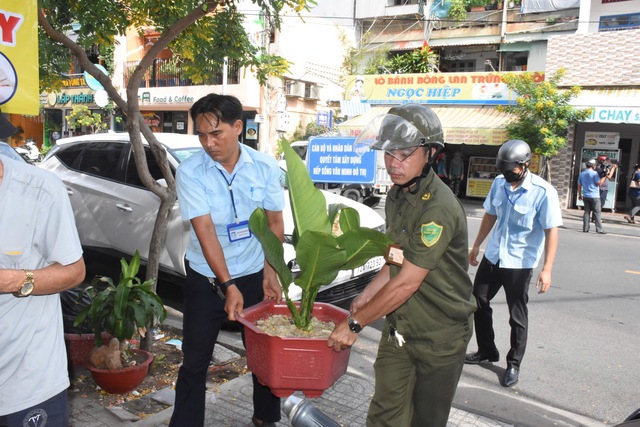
[73,250,167,394]
[239,140,392,397]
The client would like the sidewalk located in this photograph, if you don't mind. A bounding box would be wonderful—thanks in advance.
[66,201,639,426]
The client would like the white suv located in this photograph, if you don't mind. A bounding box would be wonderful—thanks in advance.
[40,133,385,305]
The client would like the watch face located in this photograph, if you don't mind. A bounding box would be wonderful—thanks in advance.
[20,281,34,296]
[348,318,362,333]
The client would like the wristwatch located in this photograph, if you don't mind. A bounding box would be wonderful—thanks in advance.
[347,315,363,334]
[14,270,35,298]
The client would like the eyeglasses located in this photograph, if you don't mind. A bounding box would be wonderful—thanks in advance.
[384,146,421,162]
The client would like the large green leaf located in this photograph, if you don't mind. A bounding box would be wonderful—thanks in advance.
[295,231,346,292]
[282,140,331,237]
[337,228,394,270]
[249,208,293,289]
[337,207,360,233]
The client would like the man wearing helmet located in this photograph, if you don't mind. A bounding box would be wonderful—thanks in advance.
[328,104,476,427]
[465,139,562,388]
[578,158,607,234]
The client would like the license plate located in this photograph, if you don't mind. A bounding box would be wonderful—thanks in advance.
[353,256,385,276]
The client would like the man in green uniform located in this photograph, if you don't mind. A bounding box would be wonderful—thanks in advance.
[328,104,476,427]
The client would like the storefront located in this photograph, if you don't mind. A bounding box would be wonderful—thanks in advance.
[570,88,640,211]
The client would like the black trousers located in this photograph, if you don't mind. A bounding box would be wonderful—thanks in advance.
[169,265,281,426]
[472,257,532,368]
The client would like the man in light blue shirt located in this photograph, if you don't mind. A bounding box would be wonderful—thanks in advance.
[465,140,562,388]
[577,158,606,234]
[171,94,285,427]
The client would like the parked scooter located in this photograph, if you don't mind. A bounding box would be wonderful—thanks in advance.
[15,138,42,164]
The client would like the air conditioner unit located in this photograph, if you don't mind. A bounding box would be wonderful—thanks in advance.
[285,81,304,97]
[304,84,320,100]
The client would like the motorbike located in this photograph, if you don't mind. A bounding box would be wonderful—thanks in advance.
[15,138,42,164]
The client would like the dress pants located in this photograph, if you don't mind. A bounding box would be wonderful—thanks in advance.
[472,257,532,368]
[169,265,281,427]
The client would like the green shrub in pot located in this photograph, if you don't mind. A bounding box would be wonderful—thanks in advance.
[249,140,393,330]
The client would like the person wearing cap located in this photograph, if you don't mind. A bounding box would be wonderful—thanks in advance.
[623,163,640,224]
[577,158,606,234]
[327,104,476,427]
[465,139,562,388]
[0,113,86,425]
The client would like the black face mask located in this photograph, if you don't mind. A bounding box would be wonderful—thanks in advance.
[503,169,524,183]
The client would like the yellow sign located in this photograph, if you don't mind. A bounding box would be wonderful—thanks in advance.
[345,72,545,106]
[0,1,39,115]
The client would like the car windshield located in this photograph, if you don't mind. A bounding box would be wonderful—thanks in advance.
[168,147,202,164]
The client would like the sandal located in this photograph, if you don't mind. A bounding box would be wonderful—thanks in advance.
[624,215,635,224]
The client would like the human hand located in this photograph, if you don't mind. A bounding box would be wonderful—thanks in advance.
[224,286,244,321]
[469,246,480,267]
[262,268,282,301]
[536,270,551,294]
[327,321,358,352]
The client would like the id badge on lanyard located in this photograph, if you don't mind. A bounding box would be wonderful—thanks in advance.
[227,220,252,242]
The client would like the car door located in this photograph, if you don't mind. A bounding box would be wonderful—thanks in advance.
[59,140,128,251]
[111,145,187,276]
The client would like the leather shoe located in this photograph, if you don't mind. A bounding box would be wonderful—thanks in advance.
[503,366,519,387]
[464,351,499,364]
[252,416,277,427]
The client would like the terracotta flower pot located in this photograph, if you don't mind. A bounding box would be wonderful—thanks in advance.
[237,300,351,398]
[87,349,154,394]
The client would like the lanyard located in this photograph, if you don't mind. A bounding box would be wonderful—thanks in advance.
[503,185,527,206]
[216,168,240,223]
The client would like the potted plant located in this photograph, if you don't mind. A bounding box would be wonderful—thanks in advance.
[73,250,167,394]
[238,140,392,397]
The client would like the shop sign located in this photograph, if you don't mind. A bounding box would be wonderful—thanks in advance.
[139,91,195,104]
[584,131,619,149]
[47,92,95,106]
[344,72,544,106]
[586,107,640,124]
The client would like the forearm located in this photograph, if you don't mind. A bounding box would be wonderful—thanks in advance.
[0,258,85,295]
[192,216,232,282]
[351,263,426,327]
[541,227,559,273]
[473,213,497,249]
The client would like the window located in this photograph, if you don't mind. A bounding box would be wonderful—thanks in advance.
[76,142,123,180]
[124,146,166,188]
[599,12,640,31]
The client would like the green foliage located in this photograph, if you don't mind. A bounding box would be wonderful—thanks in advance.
[385,46,440,74]
[39,0,317,89]
[447,0,468,22]
[497,69,593,159]
[66,105,107,133]
[74,250,167,348]
[249,141,393,330]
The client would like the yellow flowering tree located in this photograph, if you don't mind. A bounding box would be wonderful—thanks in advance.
[498,69,592,180]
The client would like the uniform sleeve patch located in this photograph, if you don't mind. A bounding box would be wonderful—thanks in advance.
[421,222,443,247]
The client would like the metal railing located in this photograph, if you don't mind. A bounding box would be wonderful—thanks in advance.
[123,58,240,88]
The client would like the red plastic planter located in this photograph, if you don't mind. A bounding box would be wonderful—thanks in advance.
[87,349,153,394]
[237,300,351,398]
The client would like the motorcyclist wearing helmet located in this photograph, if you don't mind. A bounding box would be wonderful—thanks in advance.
[328,104,476,427]
[465,139,562,388]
